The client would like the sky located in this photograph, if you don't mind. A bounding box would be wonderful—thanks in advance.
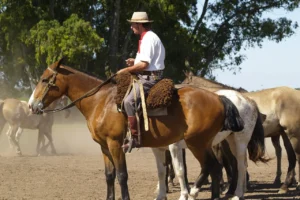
[206,5,300,91]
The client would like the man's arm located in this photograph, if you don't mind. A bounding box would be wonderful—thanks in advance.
[118,61,149,74]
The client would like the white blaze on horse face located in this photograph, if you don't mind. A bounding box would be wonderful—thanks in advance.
[28,88,36,107]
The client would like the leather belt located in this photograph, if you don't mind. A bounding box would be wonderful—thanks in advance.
[141,70,163,76]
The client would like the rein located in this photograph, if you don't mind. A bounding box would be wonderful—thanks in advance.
[42,70,116,113]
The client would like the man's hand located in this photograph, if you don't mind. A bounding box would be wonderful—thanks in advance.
[125,58,135,66]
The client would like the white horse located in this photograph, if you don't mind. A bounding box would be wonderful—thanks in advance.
[0,96,70,155]
[152,89,267,200]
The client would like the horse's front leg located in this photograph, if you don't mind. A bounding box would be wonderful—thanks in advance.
[107,139,130,200]
[36,130,45,155]
[43,128,57,155]
[101,146,116,200]
[152,148,168,200]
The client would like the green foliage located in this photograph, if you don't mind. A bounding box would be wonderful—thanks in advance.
[0,0,299,97]
[27,14,103,66]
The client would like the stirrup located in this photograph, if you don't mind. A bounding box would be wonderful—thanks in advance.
[122,138,134,153]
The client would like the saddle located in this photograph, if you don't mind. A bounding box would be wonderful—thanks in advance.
[114,72,175,111]
[114,72,175,152]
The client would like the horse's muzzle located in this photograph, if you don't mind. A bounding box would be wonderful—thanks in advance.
[29,101,44,114]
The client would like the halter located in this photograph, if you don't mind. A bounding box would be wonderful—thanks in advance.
[38,67,58,104]
[37,67,116,113]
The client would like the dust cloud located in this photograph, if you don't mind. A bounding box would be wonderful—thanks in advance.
[0,107,101,156]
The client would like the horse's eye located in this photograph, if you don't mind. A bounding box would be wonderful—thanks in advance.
[42,79,48,83]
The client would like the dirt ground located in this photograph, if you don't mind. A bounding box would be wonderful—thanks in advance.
[0,109,299,200]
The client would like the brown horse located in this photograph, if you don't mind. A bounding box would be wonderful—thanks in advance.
[182,72,298,193]
[28,59,244,200]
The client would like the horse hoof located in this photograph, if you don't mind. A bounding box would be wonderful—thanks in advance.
[154,197,167,200]
[228,196,240,200]
[292,177,297,185]
[296,184,300,191]
[221,183,229,194]
[178,194,188,200]
[278,187,288,194]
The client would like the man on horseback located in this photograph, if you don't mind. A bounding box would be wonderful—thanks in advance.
[117,11,165,153]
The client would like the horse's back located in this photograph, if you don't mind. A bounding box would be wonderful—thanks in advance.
[2,98,41,128]
[2,99,25,123]
[246,86,300,134]
[246,86,299,113]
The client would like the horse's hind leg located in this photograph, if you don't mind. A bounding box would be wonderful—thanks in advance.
[188,147,220,200]
[271,135,282,185]
[15,128,23,143]
[6,126,13,148]
[286,134,300,191]
[152,148,168,200]
[169,142,189,200]
[296,153,300,191]
[226,134,247,198]
[220,140,237,195]
[188,157,211,200]
[165,149,173,191]
[209,153,222,200]
[278,132,296,194]
[7,125,22,155]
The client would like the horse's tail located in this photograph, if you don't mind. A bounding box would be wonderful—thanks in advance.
[247,107,270,163]
[219,96,244,132]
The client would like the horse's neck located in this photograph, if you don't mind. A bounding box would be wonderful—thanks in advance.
[65,71,112,119]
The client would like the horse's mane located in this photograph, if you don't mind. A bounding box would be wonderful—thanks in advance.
[61,65,104,83]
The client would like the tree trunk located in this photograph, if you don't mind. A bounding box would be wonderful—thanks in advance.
[108,0,121,73]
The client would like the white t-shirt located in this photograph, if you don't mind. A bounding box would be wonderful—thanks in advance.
[134,31,165,71]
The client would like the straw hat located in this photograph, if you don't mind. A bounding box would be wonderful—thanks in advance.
[127,12,153,23]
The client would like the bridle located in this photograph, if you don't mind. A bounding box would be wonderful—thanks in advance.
[36,66,116,113]
[38,67,58,105]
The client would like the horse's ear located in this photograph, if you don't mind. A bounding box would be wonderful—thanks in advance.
[57,57,64,66]
[183,70,188,77]
[53,57,65,70]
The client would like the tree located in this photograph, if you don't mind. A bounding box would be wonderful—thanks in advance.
[0,0,299,97]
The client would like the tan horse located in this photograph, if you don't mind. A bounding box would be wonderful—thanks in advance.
[28,59,244,200]
[182,73,298,193]
[0,97,69,155]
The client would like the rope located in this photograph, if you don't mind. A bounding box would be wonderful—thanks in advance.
[42,74,117,113]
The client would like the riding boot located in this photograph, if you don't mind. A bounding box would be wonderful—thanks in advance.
[122,116,140,153]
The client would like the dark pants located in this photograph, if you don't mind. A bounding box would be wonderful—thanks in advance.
[124,75,158,116]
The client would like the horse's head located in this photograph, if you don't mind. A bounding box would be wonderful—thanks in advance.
[182,71,194,84]
[29,58,68,114]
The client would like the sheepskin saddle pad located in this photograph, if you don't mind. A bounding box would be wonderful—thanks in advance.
[113,72,174,116]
